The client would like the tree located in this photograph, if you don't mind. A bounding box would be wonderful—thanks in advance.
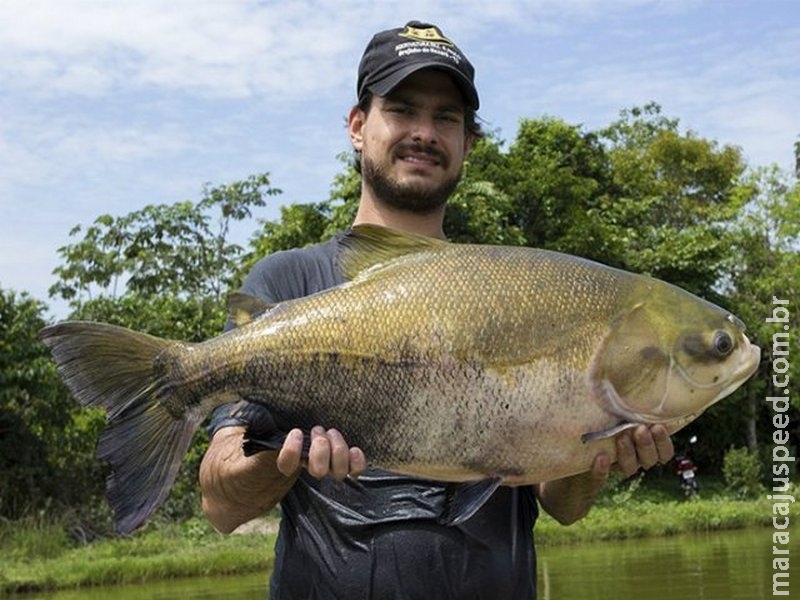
[51,173,280,312]
[0,288,105,519]
[723,166,799,460]
[598,103,752,297]
[42,174,282,524]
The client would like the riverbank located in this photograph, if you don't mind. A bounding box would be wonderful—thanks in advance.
[0,487,791,596]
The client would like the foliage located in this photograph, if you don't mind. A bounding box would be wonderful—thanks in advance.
[1,493,781,595]
[50,173,280,309]
[0,288,106,519]
[722,446,765,499]
[4,103,798,536]
[17,174,278,530]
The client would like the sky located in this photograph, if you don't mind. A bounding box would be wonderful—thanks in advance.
[2,0,798,320]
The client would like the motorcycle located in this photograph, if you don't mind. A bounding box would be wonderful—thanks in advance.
[675,435,700,497]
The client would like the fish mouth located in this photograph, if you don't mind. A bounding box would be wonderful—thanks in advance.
[597,336,761,428]
[712,340,761,400]
[673,334,761,393]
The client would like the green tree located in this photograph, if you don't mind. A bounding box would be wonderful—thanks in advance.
[723,166,799,460]
[51,173,280,312]
[599,103,751,296]
[0,289,105,519]
[43,174,282,524]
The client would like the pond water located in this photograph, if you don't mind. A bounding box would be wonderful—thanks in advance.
[26,527,795,599]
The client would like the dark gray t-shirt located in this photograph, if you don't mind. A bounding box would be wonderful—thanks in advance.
[208,234,539,599]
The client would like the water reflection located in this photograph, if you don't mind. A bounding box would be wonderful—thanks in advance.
[25,527,795,599]
[27,573,269,600]
[538,527,796,600]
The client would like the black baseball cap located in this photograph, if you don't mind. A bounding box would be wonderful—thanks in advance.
[357,21,479,110]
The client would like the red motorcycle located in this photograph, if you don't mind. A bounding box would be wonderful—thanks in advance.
[675,436,699,497]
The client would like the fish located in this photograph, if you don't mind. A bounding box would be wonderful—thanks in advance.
[39,225,761,533]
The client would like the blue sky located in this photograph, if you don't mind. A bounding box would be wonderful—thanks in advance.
[2,0,798,319]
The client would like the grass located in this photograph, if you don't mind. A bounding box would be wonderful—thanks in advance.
[0,478,793,596]
[534,473,785,545]
[0,517,274,595]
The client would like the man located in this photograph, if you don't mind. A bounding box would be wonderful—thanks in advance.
[199,20,673,599]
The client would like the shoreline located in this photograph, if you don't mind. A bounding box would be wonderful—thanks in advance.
[0,493,791,596]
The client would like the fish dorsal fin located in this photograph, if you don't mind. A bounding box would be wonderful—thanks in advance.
[227,292,274,327]
[339,224,447,281]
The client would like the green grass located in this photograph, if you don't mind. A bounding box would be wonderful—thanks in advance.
[1,479,793,596]
[0,517,274,595]
[534,474,786,545]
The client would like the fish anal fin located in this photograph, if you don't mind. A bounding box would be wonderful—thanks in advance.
[242,429,312,458]
[439,477,503,526]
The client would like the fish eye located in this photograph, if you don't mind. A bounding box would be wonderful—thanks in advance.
[713,331,734,357]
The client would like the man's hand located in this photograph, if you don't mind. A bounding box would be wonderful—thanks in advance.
[538,424,674,525]
[613,423,674,477]
[277,426,367,480]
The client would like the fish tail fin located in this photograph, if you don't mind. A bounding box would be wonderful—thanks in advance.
[39,321,202,533]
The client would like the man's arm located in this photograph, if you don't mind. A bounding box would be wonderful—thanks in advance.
[199,425,366,534]
[536,424,673,525]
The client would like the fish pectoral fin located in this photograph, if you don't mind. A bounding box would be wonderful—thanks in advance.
[242,428,312,457]
[580,422,639,443]
[438,477,503,526]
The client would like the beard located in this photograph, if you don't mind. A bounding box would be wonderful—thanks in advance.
[361,143,462,215]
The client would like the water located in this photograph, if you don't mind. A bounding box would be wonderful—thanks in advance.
[24,527,796,599]
[537,527,796,600]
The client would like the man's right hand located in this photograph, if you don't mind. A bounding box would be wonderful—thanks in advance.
[200,425,367,533]
[277,426,367,480]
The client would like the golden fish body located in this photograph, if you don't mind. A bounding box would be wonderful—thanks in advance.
[40,225,760,532]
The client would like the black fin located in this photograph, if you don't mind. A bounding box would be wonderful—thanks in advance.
[39,321,202,534]
[242,429,312,458]
[439,477,503,526]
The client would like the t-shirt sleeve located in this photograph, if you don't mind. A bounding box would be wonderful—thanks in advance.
[205,252,292,437]
[206,240,342,438]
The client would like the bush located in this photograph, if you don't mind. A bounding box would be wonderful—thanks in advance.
[722,446,764,499]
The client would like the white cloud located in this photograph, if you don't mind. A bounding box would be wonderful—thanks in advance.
[1,0,798,321]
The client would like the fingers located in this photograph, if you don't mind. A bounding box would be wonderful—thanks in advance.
[651,424,675,463]
[349,447,367,478]
[276,429,304,476]
[615,424,675,478]
[309,427,348,479]
[279,426,365,481]
[590,451,612,483]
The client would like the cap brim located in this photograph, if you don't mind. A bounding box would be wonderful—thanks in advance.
[366,62,479,110]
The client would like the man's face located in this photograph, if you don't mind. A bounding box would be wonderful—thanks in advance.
[350,69,473,214]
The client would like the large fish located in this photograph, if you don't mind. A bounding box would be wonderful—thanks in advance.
[40,225,760,533]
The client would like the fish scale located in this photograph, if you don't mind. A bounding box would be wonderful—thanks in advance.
[40,224,760,533]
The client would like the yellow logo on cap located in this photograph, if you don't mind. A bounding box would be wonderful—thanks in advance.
[399,25,454,47]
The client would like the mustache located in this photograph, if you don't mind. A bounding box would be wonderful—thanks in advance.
[394,141,447,165]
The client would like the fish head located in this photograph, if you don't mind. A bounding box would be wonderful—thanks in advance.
[591,282,761,427]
